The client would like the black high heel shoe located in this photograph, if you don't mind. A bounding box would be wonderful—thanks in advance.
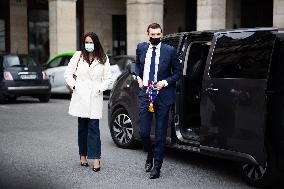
[80,156,89,167]
[92,160,100,172]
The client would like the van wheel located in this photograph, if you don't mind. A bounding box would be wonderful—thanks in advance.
[110,108,138,149]
[240,144,281,187]
[38,94,50,103]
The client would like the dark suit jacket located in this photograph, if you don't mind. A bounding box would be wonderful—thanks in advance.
[135,42,182,105]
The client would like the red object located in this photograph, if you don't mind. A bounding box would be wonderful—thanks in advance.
[4,71,13,80]
[42,71,49,80]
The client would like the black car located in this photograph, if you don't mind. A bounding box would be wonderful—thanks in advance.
[0,54,51,103]
[108,28,284,187]
[104,55,135,96]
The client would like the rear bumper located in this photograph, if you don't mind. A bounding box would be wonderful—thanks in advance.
[1,81,51,96]
[8,86,50,91]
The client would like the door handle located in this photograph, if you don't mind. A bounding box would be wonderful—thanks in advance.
[265,90,275,95]
[205,87,219,93]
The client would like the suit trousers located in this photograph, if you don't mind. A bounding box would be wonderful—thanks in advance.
[138,88,171,169]
[78,118,101,159]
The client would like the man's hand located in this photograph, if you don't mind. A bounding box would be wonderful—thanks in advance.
[155,81,165,90]
[138,77,143,88]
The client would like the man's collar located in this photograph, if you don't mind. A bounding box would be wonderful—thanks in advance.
[149,42,161,49]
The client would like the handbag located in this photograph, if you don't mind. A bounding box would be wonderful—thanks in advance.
[66,53,82,94]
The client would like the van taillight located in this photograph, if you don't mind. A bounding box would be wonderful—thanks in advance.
[42,71,49,80]
[4,71,13,80]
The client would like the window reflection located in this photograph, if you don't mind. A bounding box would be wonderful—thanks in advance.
[209,31,275,79]
[28,9,49,65]
[0,20,5,52]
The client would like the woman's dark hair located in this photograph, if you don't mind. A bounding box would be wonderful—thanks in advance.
[81,32,107,64]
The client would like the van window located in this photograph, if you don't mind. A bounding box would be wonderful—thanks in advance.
[209,31,275,79]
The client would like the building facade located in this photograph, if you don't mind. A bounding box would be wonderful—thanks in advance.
[0,0,284,64]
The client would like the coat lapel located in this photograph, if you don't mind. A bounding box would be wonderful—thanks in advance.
[89,59,100,69]
[140,43,149,65]
[158,43,166,75]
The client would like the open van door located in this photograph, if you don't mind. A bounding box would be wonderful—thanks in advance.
[200,30,276,166]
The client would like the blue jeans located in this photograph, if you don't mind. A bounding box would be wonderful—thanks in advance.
[138,89,170,169]
[78,118,101,159]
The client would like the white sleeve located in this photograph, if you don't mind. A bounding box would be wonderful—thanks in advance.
[64,51,81,89]
[98,57,113,93]
[162,80,168,87]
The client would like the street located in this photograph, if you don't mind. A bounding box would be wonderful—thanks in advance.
[0,97,257,189]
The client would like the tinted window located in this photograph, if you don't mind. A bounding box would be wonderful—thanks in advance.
[0,56,3,79]
[62,56,71,66]
[125,58,133,66]
[110,58,125,71]
[4,55,37,68]
[47,57,62,68]
[110,57,134,71]
[209,31,275,79]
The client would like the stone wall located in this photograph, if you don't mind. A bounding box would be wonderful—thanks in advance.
[49,0,77,58]
[127,0,163,55]
[197,0,226,30]
[84,0,126,55]
[274,0,284,27]
[10,0,28,54]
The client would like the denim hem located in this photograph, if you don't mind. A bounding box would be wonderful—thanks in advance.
[87,156,101,160]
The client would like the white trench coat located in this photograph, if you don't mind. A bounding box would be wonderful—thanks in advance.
[64,51,112,119]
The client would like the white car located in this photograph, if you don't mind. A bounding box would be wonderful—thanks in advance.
[44,52,135,95]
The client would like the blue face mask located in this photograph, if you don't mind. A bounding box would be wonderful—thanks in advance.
[85,43,95,52]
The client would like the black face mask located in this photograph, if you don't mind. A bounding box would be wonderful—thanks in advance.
[149,37,161,46]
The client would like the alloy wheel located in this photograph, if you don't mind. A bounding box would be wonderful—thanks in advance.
[112,113,133,145]
[242,162,267,181]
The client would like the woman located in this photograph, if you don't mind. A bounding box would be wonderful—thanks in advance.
[64,32,112,172]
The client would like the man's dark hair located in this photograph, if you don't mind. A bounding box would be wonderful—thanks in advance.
[147,23,163,33]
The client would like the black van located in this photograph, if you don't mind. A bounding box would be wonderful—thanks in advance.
[108,28,284,187]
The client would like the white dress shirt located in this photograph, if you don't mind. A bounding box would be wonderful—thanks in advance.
[138,43,168,87]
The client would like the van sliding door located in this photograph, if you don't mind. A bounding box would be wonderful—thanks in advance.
[200,31,276,165]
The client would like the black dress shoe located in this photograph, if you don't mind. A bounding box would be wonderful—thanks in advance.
[149,167,160,179]
[145,153,154,172]
[145,160,153,172]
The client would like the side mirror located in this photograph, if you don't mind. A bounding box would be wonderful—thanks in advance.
[128,61,137,75]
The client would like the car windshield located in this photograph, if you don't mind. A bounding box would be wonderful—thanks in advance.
[109,56,134,71]
[4,55,37,68]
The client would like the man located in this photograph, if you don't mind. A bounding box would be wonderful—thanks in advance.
[136,23,182,179]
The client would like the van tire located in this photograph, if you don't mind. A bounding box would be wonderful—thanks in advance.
[240,144,281,187]
[110,108,138,149]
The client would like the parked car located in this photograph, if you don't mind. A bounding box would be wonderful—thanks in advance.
[108,28,284,187]
[44,52,134,95]
[0,54,51,103]
[43,52,73,94]
[106,55,135,95]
